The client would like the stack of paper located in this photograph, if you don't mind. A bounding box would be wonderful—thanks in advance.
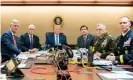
[0,74,7,80]
[97,72,133,80]
[93,60,112,66]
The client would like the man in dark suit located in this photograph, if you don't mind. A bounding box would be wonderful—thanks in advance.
[20,24,41,52]
[76,25,94,49]
[1,19,22,62]
[45,25,67,48]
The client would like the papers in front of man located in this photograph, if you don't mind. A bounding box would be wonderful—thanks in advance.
[37,50,48,54]
[0,74,7,80]
[17,53,37,60]
[97,72,133,80]
[93,59,112,66]
[17,51,49,60]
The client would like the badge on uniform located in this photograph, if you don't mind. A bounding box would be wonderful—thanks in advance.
[101,38,107,47]
[123,37,131,47]
[125,50,128,54]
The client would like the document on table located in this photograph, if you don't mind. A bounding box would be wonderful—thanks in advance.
[37,50,48,54]
[0,74,7,80]
[97,72,133,80]
[93,60,112,66]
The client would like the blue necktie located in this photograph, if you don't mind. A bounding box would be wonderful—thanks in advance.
[55,35,59,45]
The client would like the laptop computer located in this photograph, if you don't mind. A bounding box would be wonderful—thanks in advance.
[1,59,24,78]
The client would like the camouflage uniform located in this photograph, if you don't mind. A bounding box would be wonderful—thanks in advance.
[90,33,116,59]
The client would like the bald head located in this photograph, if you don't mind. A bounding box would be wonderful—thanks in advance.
[96,23,107,36]
[28,24,35,35]
[120,16,131,33]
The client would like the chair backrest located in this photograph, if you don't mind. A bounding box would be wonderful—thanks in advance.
[46,32,64,37]
[46,32,54,37]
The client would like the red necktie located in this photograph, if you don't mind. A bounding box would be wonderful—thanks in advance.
[13,35,17,48]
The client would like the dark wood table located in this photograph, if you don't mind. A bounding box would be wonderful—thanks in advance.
[20,62,107,80]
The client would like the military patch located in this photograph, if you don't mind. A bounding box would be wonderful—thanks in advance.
[108,35,112,37]
[123,37,131,47]
[101,38,107,47]
[125,50,128,54]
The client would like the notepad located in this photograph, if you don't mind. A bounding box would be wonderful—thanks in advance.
[0,74,7,80]
[97,73,133,80]
[38,50,48,54]
[93,60,112,66]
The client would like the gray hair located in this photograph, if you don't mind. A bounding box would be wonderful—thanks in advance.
[10,19,20,26]
[28,24,35,29]
[97,23,106,30]
[120,16,130,22]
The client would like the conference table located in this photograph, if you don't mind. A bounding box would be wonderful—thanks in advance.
[17,51,102,80]
[7,51,133,80]
[20,62,104,80]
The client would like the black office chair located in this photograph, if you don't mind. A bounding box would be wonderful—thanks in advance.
[45,32,64,49]
[46,32,64,37]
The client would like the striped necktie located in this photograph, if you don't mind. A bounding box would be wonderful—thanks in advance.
[83,36,86,47]
[13,35,17,48]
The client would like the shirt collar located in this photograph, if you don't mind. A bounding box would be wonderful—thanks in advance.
[83,34,87,38]
[28,33,33,36]
[10,29,15,36]
[99,33,108,39]
[54,33,59,36]
[121,29,130,36]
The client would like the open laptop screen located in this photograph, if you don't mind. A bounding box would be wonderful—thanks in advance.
[6,59,16,71]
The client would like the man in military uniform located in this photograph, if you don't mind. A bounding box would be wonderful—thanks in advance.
[76,25,94,49]
[106,16,133,64]
[91,24,116,59]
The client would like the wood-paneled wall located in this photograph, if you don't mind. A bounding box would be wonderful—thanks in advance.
[1,6,133,44]
[1,0,133,5]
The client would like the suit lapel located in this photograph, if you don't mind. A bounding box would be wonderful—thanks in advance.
[33,35,35,47]
[26,33,30,47]
[59,34,61,44]
[86,35,90,44]
[81,36,84,47]
[52,34,55,45]
[8,30,14,43]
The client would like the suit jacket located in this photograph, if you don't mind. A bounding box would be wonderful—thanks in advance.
[45,32,67,47]
[20,33,41,52]
[1,30,21,60]
[77,34,94,49]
